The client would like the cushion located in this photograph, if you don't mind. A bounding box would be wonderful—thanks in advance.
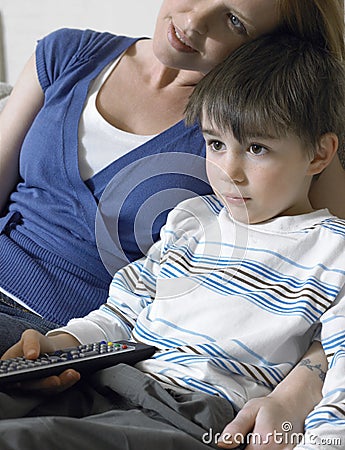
[0,82,12,111]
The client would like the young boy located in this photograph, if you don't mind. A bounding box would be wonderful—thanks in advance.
[2,33,345,449]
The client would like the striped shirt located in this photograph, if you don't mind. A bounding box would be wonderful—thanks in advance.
[56,195,345,446]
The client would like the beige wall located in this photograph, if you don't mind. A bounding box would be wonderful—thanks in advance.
[0,0,161,84]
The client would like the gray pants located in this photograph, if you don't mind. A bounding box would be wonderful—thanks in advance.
[0,364,236,450]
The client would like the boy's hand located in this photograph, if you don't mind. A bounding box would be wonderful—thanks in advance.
[217,395,303,449]
[3,328,58,360]
[1,329,81,393]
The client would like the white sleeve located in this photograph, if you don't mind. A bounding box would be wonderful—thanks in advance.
[47,198,204,345]
[47,308,132,344]
[295,284,345,449]
[47,237,164,344]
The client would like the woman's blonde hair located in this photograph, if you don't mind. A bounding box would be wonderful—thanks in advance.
[277,0,345,60]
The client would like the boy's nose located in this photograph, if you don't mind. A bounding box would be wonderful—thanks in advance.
[223,153,246,184]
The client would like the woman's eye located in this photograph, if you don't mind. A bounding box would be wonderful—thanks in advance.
[209,140,225,152]
[248,144,268,156]
[228,14,246,34]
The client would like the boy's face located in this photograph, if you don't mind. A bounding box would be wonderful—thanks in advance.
[202,120,317,224]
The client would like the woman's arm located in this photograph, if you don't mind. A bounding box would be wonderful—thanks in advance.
[218,341,327,449]
[309,154,345,219]
[0,53,44,213]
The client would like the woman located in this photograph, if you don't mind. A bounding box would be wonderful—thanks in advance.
[0,1,344,448]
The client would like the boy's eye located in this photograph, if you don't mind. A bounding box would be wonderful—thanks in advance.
[208,140,226,152]
[248,144,268,156]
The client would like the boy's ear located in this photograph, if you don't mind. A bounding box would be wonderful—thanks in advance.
[308,133,338,176]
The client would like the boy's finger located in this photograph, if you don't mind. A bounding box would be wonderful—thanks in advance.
[21,329,42,359]
[1,341,24,360]
[58,369,81,389]
[15,370,81,394]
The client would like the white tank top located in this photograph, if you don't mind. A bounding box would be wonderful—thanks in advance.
[78,59,156,181]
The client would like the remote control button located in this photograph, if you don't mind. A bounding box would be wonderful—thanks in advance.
[79,350,99,357]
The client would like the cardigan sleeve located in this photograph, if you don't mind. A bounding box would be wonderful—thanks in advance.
[35,28,121,92]
[35,28,86,92]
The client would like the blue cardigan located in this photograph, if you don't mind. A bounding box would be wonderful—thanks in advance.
[0,29,210,325]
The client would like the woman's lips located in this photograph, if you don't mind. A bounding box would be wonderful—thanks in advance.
[167,22,197,53]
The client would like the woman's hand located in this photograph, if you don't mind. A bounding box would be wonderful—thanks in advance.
[217,395,303,449]
[1,329,81,393]
[217,341,326,449]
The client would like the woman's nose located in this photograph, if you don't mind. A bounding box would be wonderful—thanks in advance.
[183,5,212,35]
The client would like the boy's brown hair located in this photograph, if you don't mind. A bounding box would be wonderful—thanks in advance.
[185,33,345,158]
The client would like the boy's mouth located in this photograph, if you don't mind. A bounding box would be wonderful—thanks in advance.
[223,194,250,205]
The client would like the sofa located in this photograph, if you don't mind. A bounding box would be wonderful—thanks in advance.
[0,81,11,110]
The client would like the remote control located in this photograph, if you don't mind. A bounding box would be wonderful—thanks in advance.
[0,340,156,385]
